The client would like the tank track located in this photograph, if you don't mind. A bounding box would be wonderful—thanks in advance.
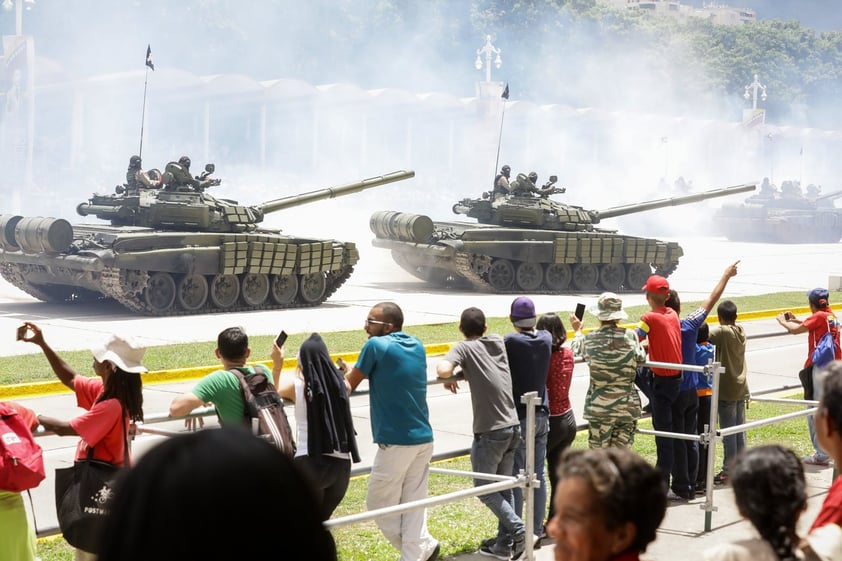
[1,263,54,302]
[449,252,676,294]
[97,266,354,316]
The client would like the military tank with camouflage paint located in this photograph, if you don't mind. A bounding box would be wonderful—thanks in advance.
[713,183,842,243]
[370,181,754,293]
[0,167,415,315]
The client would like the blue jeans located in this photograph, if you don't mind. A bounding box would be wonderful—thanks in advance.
[513,411,549,537]
[652,376,682,484]
[671,388,698,496]
[472,425,524,543]
[718,400,746,470]
[809,366,830,461]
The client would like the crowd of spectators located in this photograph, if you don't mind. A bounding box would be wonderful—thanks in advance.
[5,285,842,561]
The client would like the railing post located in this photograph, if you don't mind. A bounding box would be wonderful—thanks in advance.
[520,390,541,561]
[702,361,723,531]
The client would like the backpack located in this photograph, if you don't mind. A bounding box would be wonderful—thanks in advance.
[229,366,296,456]
[812,315,839,369]
[0,402,46,492]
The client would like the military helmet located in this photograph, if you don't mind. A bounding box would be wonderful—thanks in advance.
[501,165,511,173]
[178,156,191,167]
[528,171,538,182]
[129,155,142,167]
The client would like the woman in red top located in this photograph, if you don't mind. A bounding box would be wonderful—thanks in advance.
[537,312,577,539]
[20,322,145,559]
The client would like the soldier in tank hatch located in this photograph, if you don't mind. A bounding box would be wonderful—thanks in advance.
[493,165,512,199]
[125,155,160,191]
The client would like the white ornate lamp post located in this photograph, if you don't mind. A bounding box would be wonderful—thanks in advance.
[744,74,767,110]
[475,35,502,83]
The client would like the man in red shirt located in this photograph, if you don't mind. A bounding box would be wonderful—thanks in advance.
[636,275,683,496]
[778,288,842,465]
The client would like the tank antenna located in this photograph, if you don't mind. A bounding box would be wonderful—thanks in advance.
[139,44,155,158]
[493,83,509,181]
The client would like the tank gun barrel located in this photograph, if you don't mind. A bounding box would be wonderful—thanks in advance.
[814,189,842,202]
[593,183,756,222]
[259,170,415,215]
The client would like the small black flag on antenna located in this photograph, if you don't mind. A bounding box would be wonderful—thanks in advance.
[146,45,155,71]
[501,83,509,100]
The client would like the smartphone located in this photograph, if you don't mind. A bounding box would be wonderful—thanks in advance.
[575,303,586,321]
[275,330,288,348]
[15,325,26,341]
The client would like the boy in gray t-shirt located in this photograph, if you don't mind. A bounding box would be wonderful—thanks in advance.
[437,307,526,560]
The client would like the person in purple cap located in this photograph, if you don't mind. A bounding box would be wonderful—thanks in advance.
[504,296,552,555]
[778,288,842,465]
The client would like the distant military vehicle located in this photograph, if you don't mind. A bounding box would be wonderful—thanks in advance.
[713,185,842,243]
[0,167,415,315]
[370,182,755,293]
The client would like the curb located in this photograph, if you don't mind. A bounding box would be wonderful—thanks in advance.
[0,342,456,400]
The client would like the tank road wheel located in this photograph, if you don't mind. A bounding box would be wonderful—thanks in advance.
[487,259,515,291]
[299,272,327,304]
[144,272,177,313]
[626,263,652,290]
[176,274,209,311]
[210,274,240,309]
[241,273,270,306]
[572,264,598,291]
[599,264,625,291]
[516,262,544,291]
[270,274,298,305]
[544,263,572,292]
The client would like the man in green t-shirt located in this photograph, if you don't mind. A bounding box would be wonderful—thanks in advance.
[169,326,273,426]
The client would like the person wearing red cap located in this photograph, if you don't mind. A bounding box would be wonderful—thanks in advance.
[636,275,682,489]
[778,288,842,466]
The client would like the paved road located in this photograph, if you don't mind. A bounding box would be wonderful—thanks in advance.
[0,234,837,356]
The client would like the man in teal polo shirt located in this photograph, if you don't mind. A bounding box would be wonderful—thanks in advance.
[345,301,440,561]
[169,326,272,425]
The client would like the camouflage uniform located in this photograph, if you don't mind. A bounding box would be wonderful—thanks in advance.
[571,326,646,448]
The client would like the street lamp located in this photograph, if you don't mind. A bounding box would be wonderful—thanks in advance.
[475,35,502,83]
[2,0,35,35]
[744,73,767,110]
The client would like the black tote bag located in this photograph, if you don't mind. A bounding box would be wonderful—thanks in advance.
[54,415,128,554]
[54,456,122,553]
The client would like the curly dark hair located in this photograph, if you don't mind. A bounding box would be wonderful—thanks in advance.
[730,445,805,561]
[558,447,667,553]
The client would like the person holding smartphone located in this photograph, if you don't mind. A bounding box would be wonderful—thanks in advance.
[274,333,360,519]
[569,293,647,449]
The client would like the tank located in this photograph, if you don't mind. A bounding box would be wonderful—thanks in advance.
[370,182,755,293]
[0,168,415,315]
[712,186,842,243]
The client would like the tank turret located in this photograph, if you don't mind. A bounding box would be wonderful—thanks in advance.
[371,181,754,294]
[713,186,842,243]
[452,183,756,230]
[0,168,415,315]
[77,168,415,233]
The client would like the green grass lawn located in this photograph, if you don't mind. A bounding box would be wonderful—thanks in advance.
[0,291,808,386]
[36,393,818,561]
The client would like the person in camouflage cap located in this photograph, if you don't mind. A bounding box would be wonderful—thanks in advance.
[569,293,647,448]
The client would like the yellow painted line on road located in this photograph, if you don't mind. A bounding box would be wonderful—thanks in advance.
[0,345,455,401]
[0,310,807,401]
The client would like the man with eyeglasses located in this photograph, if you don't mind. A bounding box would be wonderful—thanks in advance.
[345,302,440,561]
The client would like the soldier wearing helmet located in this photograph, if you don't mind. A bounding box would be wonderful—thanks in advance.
[492,164,512,199]
[164,156,218,192]
[510,171,558,198]
[125,155,159,191]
